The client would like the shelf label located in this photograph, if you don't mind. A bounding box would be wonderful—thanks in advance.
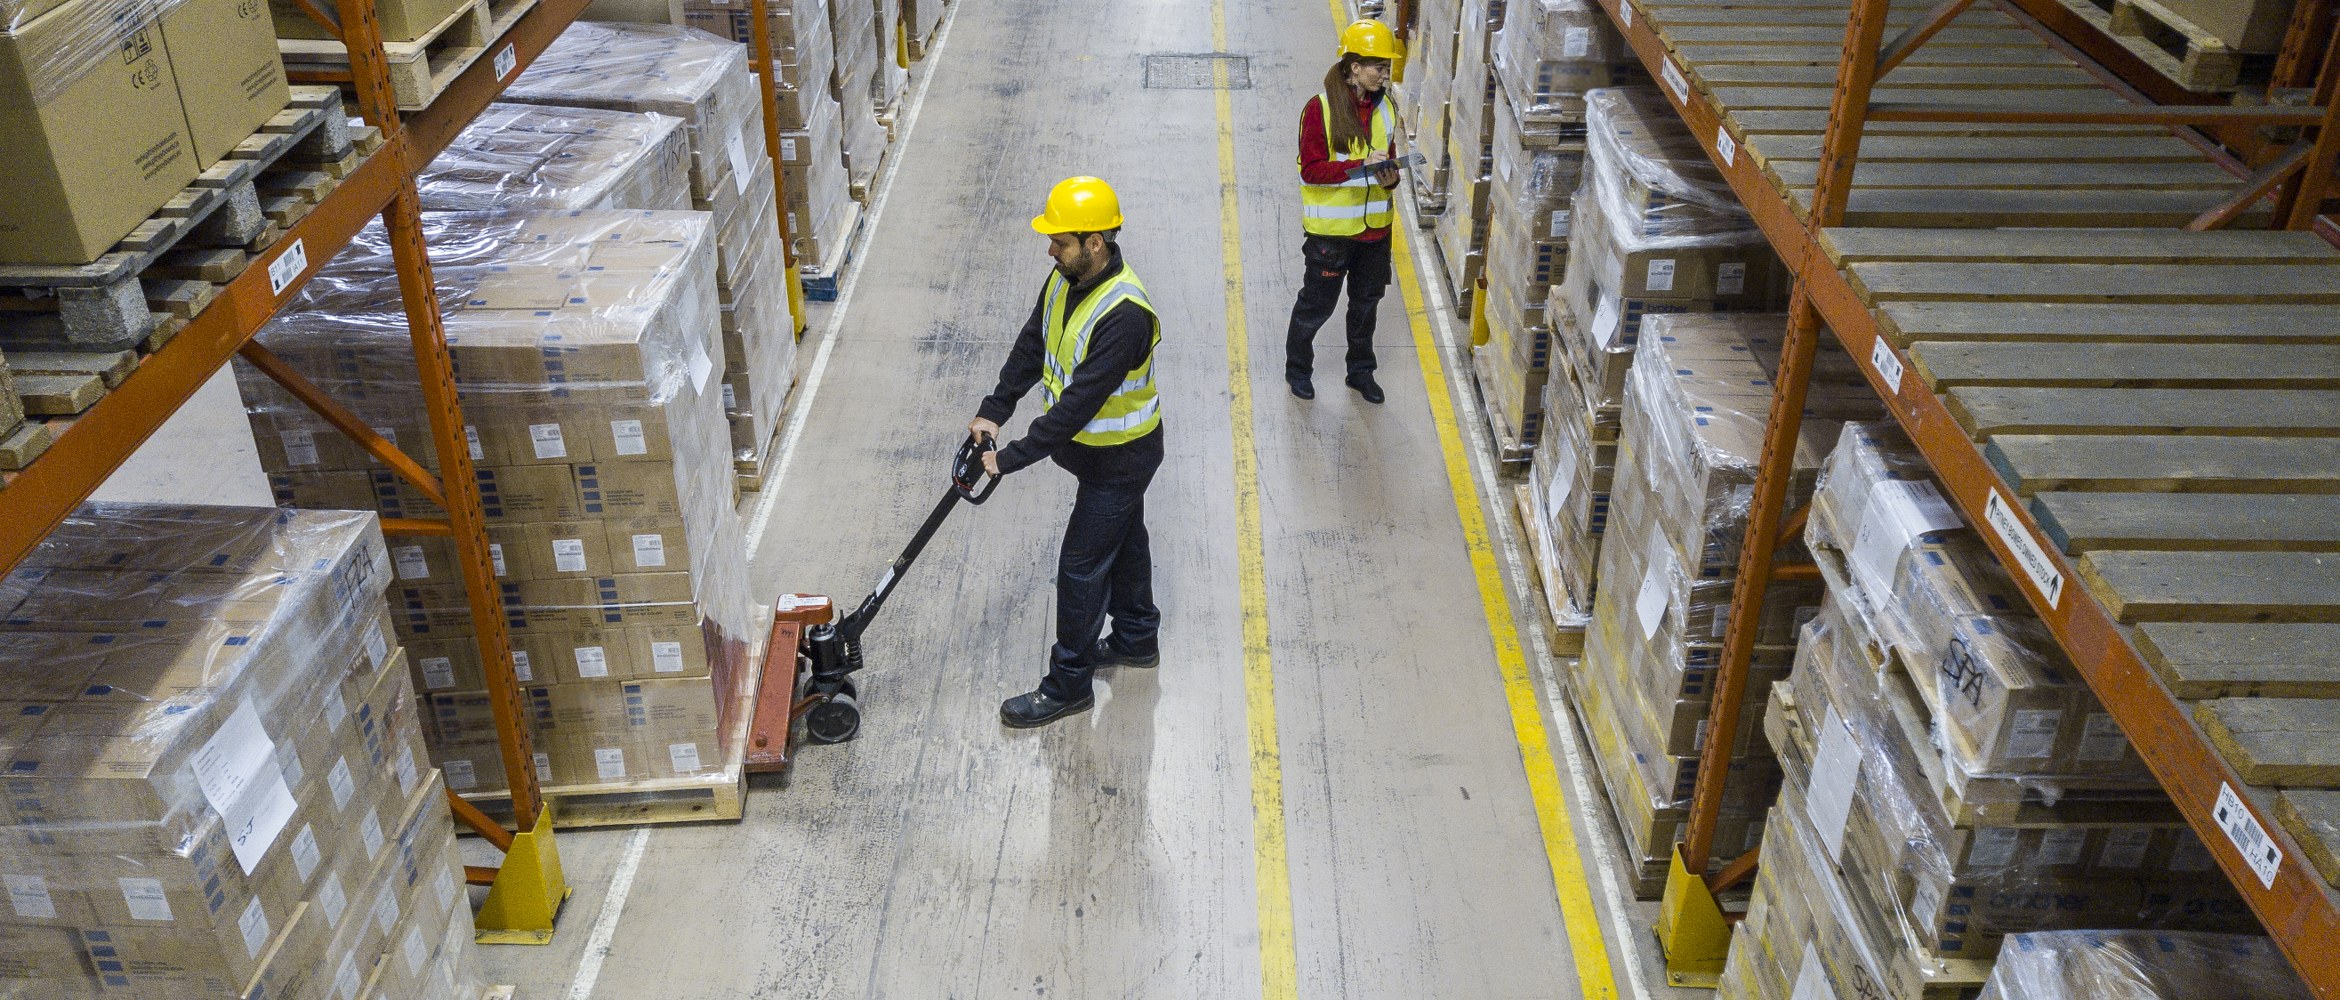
[268,238,307,297]
[1620,2,1633,27]
[494,43,517,82]
[2214,783,2284,889]
[1715,126,1735,166]
[1983,488,2064,608]
[1662,60,1689,102]
[1870,337,1905,395]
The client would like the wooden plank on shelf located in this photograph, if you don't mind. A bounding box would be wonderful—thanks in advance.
[1660,24,2040,44]
[1672,41,2075,66]
[1908,342,2340,389]
[1756,133,2206,162]
[2030,492,2340,552]
[2078,550,2340,623]
[2276,789,2340,888]
[1949,387,2340,438]
[15,375,104,416]
[1712,84,2135,111]
[1774,158,2238,190]
[1739,111,2173,136]
[1823,227,2338,264]
[1986,435,2340,494]
[1799,187,2270,228]
[2135,622,2340,698]
[1850,262,2340,303]
[1878,301,2340,345]
[0,422,54,471]
[2,350,140,388]
[2197,698,2340,785]
[1692,63,2102,88]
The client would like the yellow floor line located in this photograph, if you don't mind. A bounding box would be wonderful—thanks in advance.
[1213,2,1300,997]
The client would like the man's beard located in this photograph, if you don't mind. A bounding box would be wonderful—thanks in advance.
[1055,255,1088,279]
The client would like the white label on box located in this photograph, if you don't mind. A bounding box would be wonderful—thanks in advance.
[2172,836,2214,872]
[1549,209,1570,240]
[727,130,752,195]
[329,756,355,811]
[361,808,385,860]
[194,699,298,874]
[596,747,628,779]
[1717,262,1747,296]
[373,889,399,935]
[466,424,485,460]
[268,238,308,297]
[280,427,319,467]
[1713,605,1730,639]
[395,744,418,795]
[1715,126,1735,166]
[404,924,431,976]
[2079,712,2127,761]
[669,742,704,774]
[5,875,54,920]
[1645,258,1677,292]
[1850,480,1960,602]
[280,749,303,791]
[292,824,322,882]
[611,418,649,456]
[435,867,458,912]
[1790,943,1834,1000]
[1662,60,1690,101]
[1548,448,1578,509]
[1913,878,1944,929]
[2009,709,2061,758]
[1593,294,1624,350]
[1564,26,1591,57]
[422,656,456,690]
[393,545,430,581]
[121,878,172,922]
[575,646,610,678]
[366,621,387,668]
[2100,829,2151,870]
[494,42,517,81]
[552,538,588,573]
[2214,783,2284,889]
[530,422,568,460]
[534,752,553,783]
[324,686,348,732]
[689,338,716,394]
[722,383,738,410]
[239,898,271,958]
[652,641,686,673]
[446,758,477,791]
[490,543,509,577]
[335,952,363,1000]
[1807,705,1863,863]
[319,873,349,929]
[633,533,668,568]
[781,137,798,161]
[512,649,534,682]
[1985,489,2064,608]
[1968,827,2020,869]
[373,425,398,448]
[1635,534,1674,641]
[2040,827,2087,866]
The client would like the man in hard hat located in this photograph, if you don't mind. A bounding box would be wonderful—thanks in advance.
[969,176,1165,729]
[1284,19,1404,405]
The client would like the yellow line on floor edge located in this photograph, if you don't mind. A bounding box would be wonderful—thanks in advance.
[1213,2,1300,997]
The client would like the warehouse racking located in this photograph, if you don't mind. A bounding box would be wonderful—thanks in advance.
[1509,0,2340,991]
[0,0,809,943]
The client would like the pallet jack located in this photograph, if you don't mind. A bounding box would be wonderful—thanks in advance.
[747,434,1001,767]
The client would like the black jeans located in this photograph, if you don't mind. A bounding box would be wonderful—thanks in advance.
[1039,471,1160,701]
[1285,233,1393,382]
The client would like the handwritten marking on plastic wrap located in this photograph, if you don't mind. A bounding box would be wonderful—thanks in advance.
[193,699,300,874]
[2214,783,2284,889]
[1806,705,1863,863]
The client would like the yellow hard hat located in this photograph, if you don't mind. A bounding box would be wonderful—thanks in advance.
[1339,19,1400,60]
[1031,176,1124,235]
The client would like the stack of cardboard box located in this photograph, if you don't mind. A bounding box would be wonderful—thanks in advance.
[235,211,760,797]
[417,104,694,213]
[1400,0,1460,209]
[1,0,287,265]
[1431,0,1507,302]
[1570,313,1878,892]
[0,503,483,999]
[827,0,891,201]
[1973,932,2310,1000]
[501,22,805,481]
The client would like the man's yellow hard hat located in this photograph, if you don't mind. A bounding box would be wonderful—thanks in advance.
[1031,176,1124,235]
[1339,19,1400,60]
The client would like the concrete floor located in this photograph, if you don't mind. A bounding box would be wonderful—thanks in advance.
[92,0,1709,995]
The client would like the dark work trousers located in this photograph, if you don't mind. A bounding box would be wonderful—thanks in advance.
[1284,233,1394,382]
[1039,473,1160,702]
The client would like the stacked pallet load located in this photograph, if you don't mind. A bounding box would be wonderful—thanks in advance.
[1474,0,1629,457]
[1976,931,2309,999]
[273,0,538,112]
[1570,313,1878,896]
[1718,421,2255,1000]
[416,104,693,213]
[500,22,805,489]
[235,211,761,811]
[1530,87,1783,641]
[1431,0,1505,304]
[1401,0,1460,211]
[680,0,840,191]
[904,0,940,57]
[0,503,485,999]
[828,0,891,205]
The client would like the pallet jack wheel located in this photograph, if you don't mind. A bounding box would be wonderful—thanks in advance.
[806,692,862,744]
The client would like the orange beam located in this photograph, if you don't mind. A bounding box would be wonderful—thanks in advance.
[447,787,516,853]
[236,341,450,509]
[382,517,455,536]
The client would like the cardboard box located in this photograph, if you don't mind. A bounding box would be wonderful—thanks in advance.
[628,677,720,778]
[602,517,693,575]
[575,462,684,519]
[161,0,288,168]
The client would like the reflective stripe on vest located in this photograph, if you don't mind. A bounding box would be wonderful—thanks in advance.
[1038,266,1163,446]
[1298,96,1396,237]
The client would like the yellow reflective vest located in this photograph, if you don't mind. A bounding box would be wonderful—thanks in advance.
[1040,266,1162,446]
[1298,94,1396,237]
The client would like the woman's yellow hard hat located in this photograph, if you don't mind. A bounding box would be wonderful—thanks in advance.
[1339,19,1400,60]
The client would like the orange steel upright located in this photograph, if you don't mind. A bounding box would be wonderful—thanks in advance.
[748,0,812,335]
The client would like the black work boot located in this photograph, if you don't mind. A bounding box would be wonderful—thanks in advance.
[1289,375,1315,400]
[1346,373,1384,404]
[1001,688,1094,728]
[1087,639,1159,670]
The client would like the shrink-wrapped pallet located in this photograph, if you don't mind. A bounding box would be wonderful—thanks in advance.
[1491,0,1628,139]
[1978,932,2311,1000]
[417,104,693,213]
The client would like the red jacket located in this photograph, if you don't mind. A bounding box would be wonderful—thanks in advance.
[1298,89,1396,241]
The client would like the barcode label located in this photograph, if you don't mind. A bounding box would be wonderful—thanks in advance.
[1662,60,1689,101]
[268,238,308,296]
[1985,489,2065,607]
[494,42,517,81]
[1715,126,1735,166]
[2214,783,2284,889]
[1871,337,1905,395]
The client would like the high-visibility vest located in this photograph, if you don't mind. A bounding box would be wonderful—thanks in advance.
[1298,95,1396,237]
[1040,265,1162,447]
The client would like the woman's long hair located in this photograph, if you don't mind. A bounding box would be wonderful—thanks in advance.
[1320,56,1372,155]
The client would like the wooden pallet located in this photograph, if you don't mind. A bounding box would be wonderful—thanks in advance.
[735,417,785,494]
[280,0,540,111]
[2053,0,2249,90]
[0,88,362,355]
[1511,485,1589,656]
[799,202,867,302]
[1469,347,1537,466]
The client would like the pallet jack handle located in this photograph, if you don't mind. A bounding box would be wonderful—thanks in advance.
[834,434,999,645]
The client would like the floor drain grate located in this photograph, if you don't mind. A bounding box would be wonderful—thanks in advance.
[1143,53,1252,90]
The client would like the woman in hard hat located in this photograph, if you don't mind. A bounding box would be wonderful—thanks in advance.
[1284,19,1404,405]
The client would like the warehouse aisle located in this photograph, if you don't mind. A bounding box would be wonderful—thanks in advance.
[478,1,1649,996]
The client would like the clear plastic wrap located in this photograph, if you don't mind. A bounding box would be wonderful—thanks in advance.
[680,0,835,96]
[502,21,766,204]
[236,210,758,795]
[780,86,857,266]
[418,104,693,213]
[1492,0,1626,128]
[2,0,186,106]
[1978,932,2312,1000]
[0,503,478,999]
[1482,95,1583,350]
